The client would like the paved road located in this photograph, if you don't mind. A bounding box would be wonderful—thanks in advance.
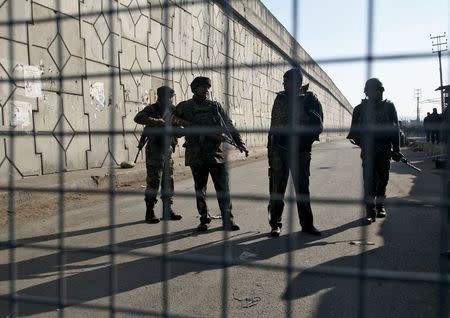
[0,140,448,317]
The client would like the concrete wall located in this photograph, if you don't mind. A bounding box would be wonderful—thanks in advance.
[0,0,352,180]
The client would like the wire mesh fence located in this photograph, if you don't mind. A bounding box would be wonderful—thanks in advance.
[0,0,449,317]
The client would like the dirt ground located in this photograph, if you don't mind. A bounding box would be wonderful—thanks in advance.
[0,154,264,228]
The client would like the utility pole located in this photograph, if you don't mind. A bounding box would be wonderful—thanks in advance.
[430,33,448,112]
[414,88,422,122]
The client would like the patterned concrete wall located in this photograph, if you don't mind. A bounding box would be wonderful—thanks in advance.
[0,0,352,180]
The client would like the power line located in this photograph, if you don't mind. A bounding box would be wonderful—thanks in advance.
[430,33,448,112]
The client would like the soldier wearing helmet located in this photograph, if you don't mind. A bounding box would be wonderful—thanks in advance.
[267,68,324,237]
[134,85,182,223]
[173,76,246,232]
[347,78,403,224]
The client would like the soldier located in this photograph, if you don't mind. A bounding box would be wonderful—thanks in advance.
[423,112,431,142]
[134,86,182,224]
[173,76,246,231]
[267,68,323,237]
[429,108,441,144]
[347,78,403,225]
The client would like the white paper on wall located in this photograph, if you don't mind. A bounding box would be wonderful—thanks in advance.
[10,101,32,129]
[89,82,105,111]
[24,65,42,98]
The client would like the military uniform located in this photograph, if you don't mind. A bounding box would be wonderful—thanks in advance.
[267,87,323,234]
[174,94,245,229]
[423,113,431,142]
[134,99,179,222]
[347,98,400,220]
[429,109,442,144]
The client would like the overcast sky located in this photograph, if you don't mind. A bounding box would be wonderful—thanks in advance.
[260,0,449,120]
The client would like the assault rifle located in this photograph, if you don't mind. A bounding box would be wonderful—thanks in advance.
[134,134,147,164]
[348,139,421,172]
[171,103,249,157]
[388,150,421,172]
[214,102,249,157]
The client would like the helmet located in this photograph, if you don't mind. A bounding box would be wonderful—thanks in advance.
[190,76,211,93]
[364,78,384,93]
[156,85,174,98]
[283,68,303,86]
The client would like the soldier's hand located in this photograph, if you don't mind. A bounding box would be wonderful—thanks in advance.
[172,117,191,127]
[391,151,404,162]
[148,118,165,127]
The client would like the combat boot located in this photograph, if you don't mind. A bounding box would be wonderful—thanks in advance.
[169,211,182,221]
[363,204,376,225]
[197,215,211,232]
[270,225,281,237]
[145,202,160,224]
[223,221,240,231]
[162,207,182,221]
[376,203,387,218]
[301,226,322,236]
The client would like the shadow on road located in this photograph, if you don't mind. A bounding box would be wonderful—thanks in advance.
[282,151,446,318]
[1,218,360,316]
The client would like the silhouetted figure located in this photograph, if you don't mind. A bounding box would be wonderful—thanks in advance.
[439,107,448,144]
[423,112,431,142]
[267,68,323,237]
[429,108,441,144]
[347,78,403,225]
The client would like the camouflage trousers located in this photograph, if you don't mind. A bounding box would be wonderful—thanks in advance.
[145,157,174,208]
[268,150,314,229]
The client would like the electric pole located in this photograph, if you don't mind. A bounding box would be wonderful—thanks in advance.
[430,33,448,112]
[414,88,422,122]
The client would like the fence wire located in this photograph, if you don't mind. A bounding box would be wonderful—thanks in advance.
[1,0,449,317]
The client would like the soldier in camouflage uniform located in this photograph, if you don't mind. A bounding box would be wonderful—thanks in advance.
[267,68,323,237]
[134,86,182,224]
[347,78,403,225]
[173,76,246,231]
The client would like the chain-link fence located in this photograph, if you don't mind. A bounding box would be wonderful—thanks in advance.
[0,0,448,317]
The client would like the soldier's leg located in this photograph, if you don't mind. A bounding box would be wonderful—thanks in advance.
[292,152,315,230]
[362,155,377,223]
[210,163,239,230]
[375,154,391,217]
[190,165,211,228]
[268,152,289,230]
[145,162,163,224]
[161,158,182,221]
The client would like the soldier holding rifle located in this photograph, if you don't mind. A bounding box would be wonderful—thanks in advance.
[173,76,248,232]
[134,86,182,224]
[347,78,405,225]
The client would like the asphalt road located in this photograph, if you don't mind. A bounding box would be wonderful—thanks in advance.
[0,140,448,317]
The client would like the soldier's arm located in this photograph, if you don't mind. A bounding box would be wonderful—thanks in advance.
[134,105,165,127]
[305,92,324,141]
[172,103,192,127]
[347,105,361,146]
[390,103,401,153]
[217,105,246,147]
[268,95,283,149]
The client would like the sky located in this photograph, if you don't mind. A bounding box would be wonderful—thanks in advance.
[260,0,450,120]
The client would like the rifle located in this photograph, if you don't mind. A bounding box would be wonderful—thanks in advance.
[134,134,147,164]
[348,140,421,172]
[389,150,422,172]
[214,102,249,157]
